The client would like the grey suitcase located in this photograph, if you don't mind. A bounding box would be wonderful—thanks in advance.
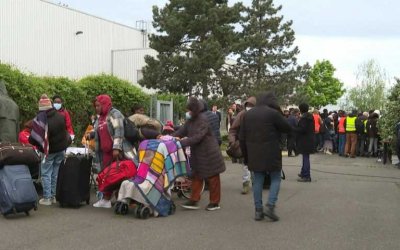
[0,165,38,217]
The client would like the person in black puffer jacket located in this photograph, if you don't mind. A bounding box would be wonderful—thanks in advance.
[29,94,70,206]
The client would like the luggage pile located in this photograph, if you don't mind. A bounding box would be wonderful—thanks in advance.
[0,142,41,217]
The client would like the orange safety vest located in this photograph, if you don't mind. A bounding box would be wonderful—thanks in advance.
[313,114,321,133]
[338,117,346,133]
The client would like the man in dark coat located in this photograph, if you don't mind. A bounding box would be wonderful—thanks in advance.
[293,103,315,182]
[174,97,226,211]
[287,108,300,157]
[200,100,221,146]
[239,92,291,221]
[0,80,19,142]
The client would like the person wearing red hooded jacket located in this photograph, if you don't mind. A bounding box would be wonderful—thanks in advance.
[52,95,75,141]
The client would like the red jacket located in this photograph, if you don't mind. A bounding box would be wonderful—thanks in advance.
[57,109,74,136]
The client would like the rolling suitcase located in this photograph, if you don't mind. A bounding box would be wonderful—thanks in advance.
[0,165,38,217]
[56,154,92,207]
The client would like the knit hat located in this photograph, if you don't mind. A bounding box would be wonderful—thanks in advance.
[39,94,53,111]
[163,120,175,132]
[373,110,380,116]
[363,112,369,117]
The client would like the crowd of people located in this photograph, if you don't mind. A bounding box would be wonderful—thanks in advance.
[2,81,398,221]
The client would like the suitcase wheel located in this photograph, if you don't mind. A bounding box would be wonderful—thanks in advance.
[25,211,30,216]
[114,201,122,215]
[120,203,129,215]
[86,199,90,205]
[140,207,150,219]
[169,202,176,215]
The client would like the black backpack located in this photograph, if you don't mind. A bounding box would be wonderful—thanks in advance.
[123,118,139,144]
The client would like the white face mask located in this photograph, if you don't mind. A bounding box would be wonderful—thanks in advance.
[53,103,62,110]
[246,107,252,111]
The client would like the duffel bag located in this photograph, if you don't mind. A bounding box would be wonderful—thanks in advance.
[96,160,137,193]
[0,142,41,168]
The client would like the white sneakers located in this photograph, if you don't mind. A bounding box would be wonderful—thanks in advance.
[39,197,57,206]
[39,198,52,206]
[93,199,112,208]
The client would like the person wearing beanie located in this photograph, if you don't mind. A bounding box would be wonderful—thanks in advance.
[29,94,70,206]
[162,120,175,135]
[174,97,226,211]
[52,95,75,141]
[293,103,315,183]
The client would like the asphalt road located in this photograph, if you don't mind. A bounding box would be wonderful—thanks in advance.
[1,154,400,250]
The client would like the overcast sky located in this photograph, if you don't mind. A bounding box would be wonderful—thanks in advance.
[54,0,400,88]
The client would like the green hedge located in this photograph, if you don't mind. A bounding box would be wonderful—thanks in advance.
[0,64,149,144]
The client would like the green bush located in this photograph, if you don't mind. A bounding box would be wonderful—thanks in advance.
[0,64,149,144]
[379,78,400,149]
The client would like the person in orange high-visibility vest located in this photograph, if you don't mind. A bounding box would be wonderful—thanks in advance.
[337,111,347,156]
[344,110,358,158]
[312,109,324,152]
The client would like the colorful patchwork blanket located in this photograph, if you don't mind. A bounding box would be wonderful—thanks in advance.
[132,138,190,216]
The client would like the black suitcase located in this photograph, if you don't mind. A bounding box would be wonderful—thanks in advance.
[0,165,38,217]
[56,155,92,207]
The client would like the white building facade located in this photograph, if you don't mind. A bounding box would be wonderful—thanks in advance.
[0,0,156,86]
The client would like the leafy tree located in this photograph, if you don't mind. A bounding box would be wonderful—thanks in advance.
[379,78,400,144]
[237,0,307,101]
[139,0,242,98]
[343,59,387,111]
[295,60,345,108]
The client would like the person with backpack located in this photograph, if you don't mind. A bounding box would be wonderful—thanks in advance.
[90,94,136,208]
[356,112,369,157]
[366,111,380,157]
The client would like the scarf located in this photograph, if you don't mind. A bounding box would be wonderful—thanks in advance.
[31,111,49,155]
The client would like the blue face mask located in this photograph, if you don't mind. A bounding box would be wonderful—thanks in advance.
[185,112,192,120]
[54,103,62,110]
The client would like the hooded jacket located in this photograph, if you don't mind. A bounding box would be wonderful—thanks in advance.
[174,97,225,178]
[239,92,291,172]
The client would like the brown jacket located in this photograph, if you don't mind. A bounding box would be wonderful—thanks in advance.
[174,98,225,178]
[228,97,257,145]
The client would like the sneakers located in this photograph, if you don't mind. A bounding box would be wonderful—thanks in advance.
[297,177,312,182]
[264,204,279,221]
[39,198,52,206]
[206,203,220,211]
[255,207,264,221]
[51,197,57,204]
[93,199,112,208]
[181,200,200,210]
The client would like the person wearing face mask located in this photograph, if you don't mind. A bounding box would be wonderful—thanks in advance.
[174,97,226,211]
[228,96,256,195]
[52,95,75,142]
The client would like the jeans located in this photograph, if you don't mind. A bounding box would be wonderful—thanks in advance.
[41,151,65,199]
[368,137,378,155]
[253,170,281,209]
[338,133,346,155]
[301,154,311,178]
